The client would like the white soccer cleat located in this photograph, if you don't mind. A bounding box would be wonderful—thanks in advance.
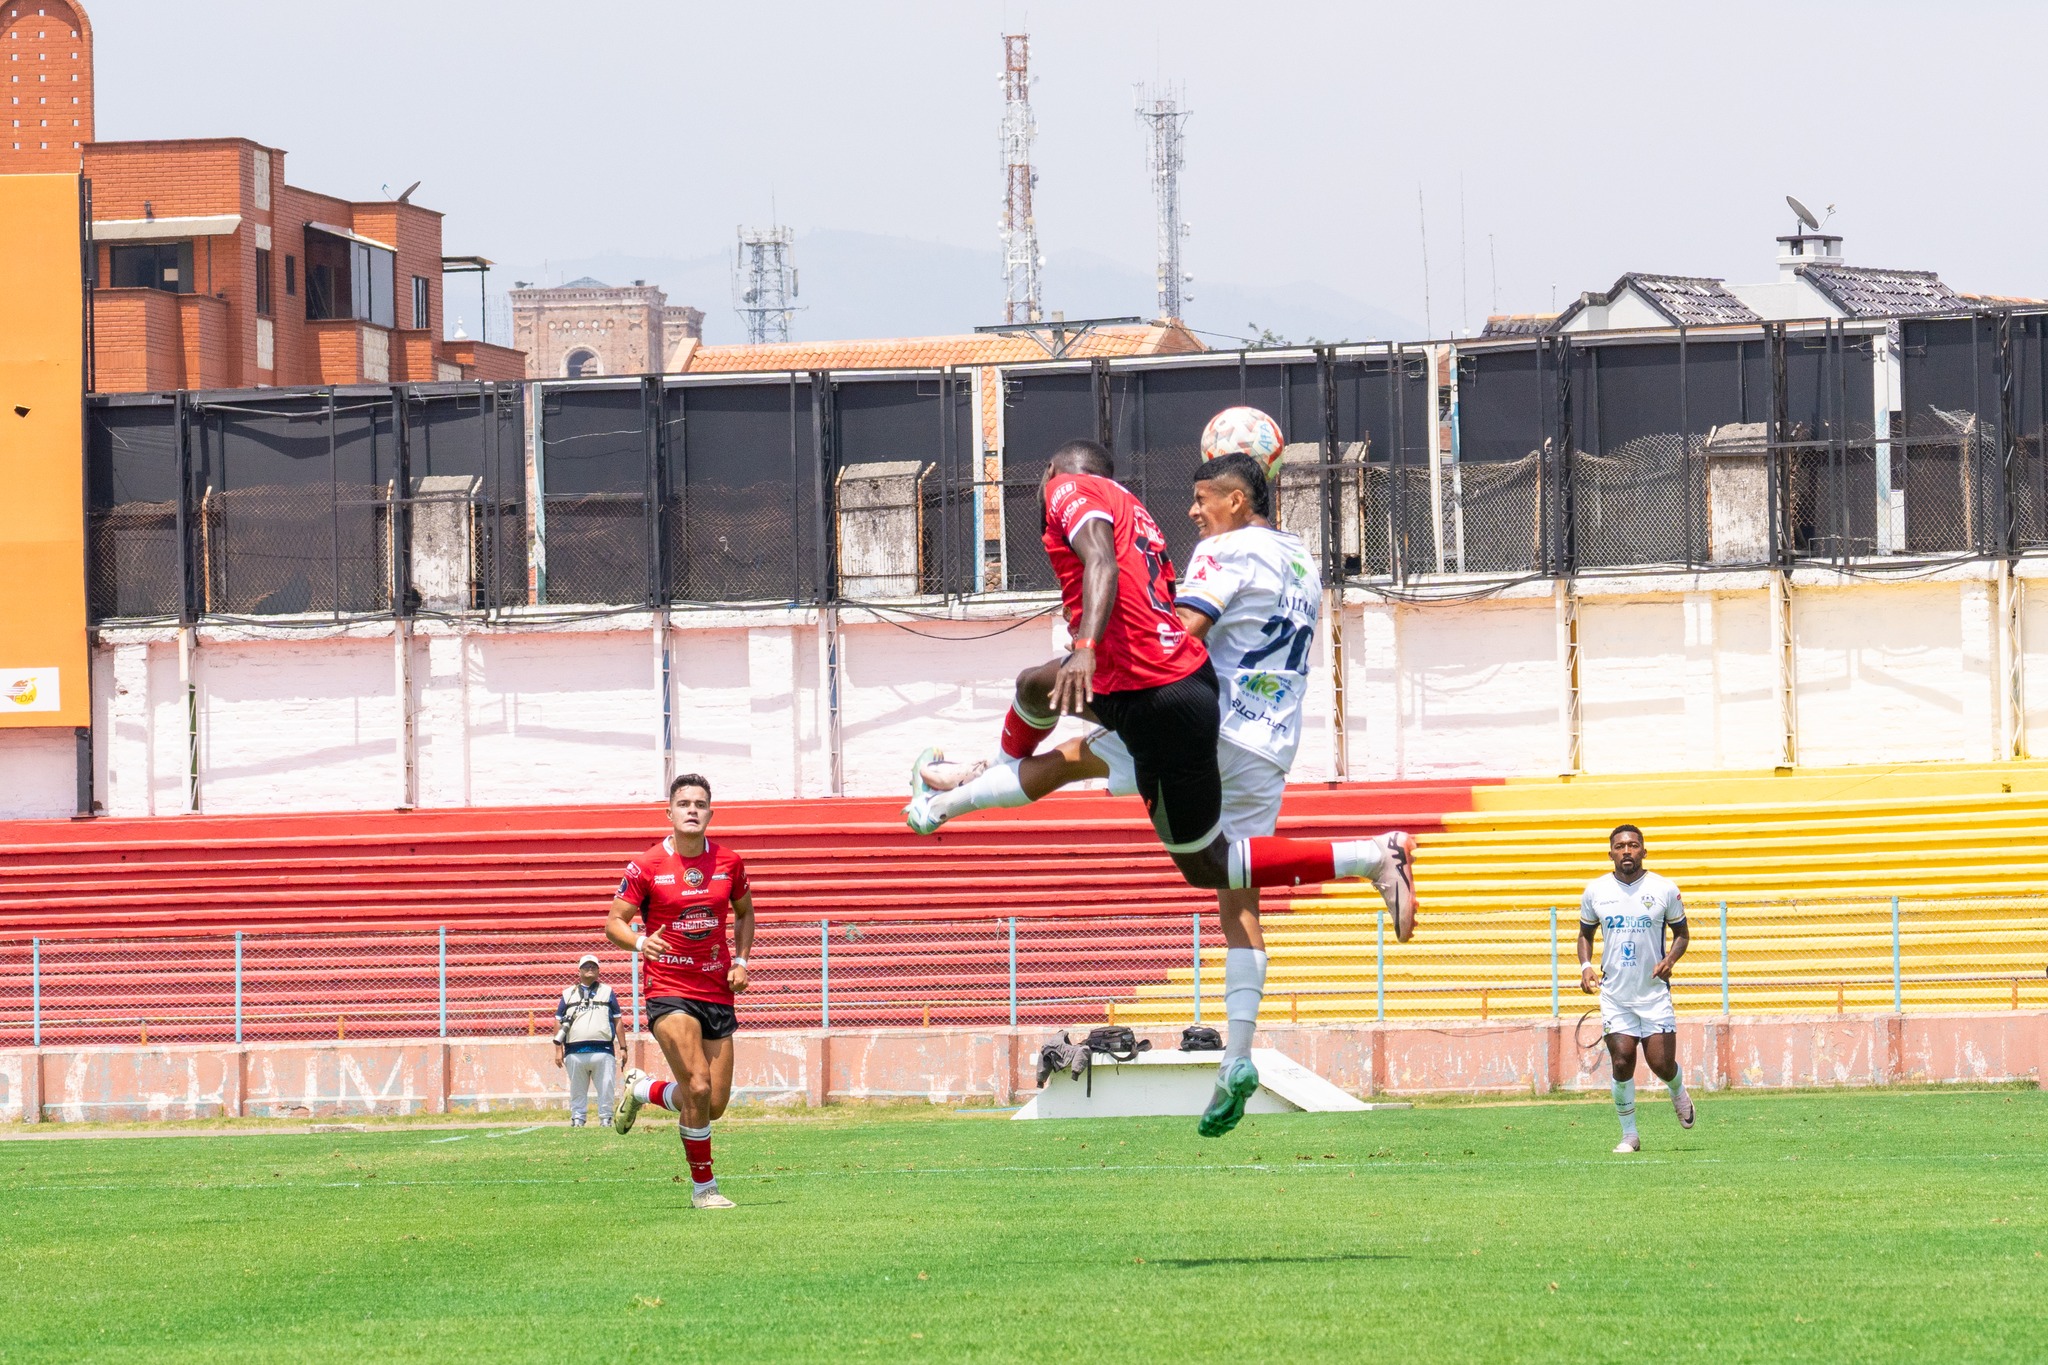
[1371,831,1419,942]
[613,1067,648,1135]
[691,1185,736,1210]
[903,791,947,836]
[1673,1090,1696,1129]
[1612,1135,1640,1154]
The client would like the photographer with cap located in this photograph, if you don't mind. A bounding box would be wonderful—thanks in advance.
[552,954,625,1127]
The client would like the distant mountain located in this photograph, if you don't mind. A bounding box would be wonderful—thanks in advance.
[489,231,1422,350]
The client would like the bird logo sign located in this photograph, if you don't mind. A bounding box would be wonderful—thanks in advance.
[3,668,59,712]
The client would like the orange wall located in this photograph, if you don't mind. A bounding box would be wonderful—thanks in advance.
[0,174,89,728]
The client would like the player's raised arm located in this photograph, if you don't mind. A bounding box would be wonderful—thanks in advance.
[1051,516,1118,715]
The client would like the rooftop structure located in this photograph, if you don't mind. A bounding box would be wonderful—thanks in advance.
[510,276,702,379]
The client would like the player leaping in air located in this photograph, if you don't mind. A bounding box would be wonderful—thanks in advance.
[1579,823,1696,1153]
[906,438,1417,1130]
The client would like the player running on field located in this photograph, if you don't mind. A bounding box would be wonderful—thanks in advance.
[908,451,1396,1136]
[1579,823,1696,1153]
[607,773,756,1209]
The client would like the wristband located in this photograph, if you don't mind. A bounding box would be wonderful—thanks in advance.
[635,934,648,954]
[732,957,748,968]
[1070,637,1096,651]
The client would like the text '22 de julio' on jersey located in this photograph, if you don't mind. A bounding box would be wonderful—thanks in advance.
[1175,524,1319,772]
[617,836,750,1005]
[1041,472,1207,693]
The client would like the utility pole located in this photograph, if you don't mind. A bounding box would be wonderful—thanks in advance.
[732,225,798,344]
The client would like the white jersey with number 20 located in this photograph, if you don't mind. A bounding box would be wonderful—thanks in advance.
[1580,870,1686,1013]
[1174,525,1319,771]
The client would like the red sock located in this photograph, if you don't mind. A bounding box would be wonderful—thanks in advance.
[999,703,1057,760]
[648,1079,677,1110]
[1239,836,1337,888]
[681,1127,714,1184]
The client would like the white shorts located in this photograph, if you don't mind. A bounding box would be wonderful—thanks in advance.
[1087,729,1287,841]
[1601,994,1677,1039]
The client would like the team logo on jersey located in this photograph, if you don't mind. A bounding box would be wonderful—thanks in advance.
[677,911,717,941]
[684,867,706,889]
[1641,894,1654,908]
[1620,941,1638,962]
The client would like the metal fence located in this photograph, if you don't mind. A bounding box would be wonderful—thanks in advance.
[84,309,2048,623]
[3,897,2041,1047]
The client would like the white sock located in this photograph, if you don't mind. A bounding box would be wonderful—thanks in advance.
[1222,948,1268,1066]
[1331,839,1385,881]
[930,759,1030,821]
[1613,1079,1638,1139]
[693,1179,718,1195]
[1665,1065,1687,1100]
[632,1076,659,1104]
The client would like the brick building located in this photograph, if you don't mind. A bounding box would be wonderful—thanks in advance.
[510,277,704,378]
[0,0,523,391]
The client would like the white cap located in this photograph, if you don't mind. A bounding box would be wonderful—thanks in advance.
[576,954,601,969]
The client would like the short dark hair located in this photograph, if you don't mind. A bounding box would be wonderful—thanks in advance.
[1609,823,1643,844]
[1193,452,1272,519]
[1049,438,1114,477]
[670,772,713,802]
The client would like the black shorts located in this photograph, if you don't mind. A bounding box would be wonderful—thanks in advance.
[1088,659,1223,853]
[646,996,738,1040]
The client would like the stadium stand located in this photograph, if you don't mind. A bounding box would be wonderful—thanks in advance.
[3,762,2045,1044]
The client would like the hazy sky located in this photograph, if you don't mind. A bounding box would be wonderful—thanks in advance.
[89,0,2048,336]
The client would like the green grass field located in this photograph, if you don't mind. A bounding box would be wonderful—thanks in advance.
[3,1088,2042,1363]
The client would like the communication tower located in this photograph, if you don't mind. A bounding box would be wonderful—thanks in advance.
[732,225,799,344]
[1135,85,1192,322]
[1000,33,1044,325]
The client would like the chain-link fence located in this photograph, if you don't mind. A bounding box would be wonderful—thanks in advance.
[3,896,2040,1046]
[85,313,2048,623]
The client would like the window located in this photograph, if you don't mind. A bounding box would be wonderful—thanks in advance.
[411,275,429,330]
[304,227,395,327]
[566,348,599,378]
[284,253,295,296]
[108,241,193,294]
[254,247,272,316]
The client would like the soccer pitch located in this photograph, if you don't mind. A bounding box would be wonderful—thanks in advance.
[3,1090,2041,1363]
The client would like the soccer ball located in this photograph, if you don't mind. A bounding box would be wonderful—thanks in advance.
[1199,406,1285,478]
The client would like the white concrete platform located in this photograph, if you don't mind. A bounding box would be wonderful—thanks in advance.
[1014,1047,1399,1120]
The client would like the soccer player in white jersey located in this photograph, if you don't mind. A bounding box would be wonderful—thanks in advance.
[908,452,1413,1136]
[1578,823,1696,1152]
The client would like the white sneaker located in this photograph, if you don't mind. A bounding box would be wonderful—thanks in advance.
[1371,832,1419,942]
[1613,1135,1640,1154]
[1673,1089,1696,1129]
[691,1184,736,1209]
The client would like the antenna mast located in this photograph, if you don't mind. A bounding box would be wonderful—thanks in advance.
[732,224,799,344]
[1000,32,1044,325]
[1135,84,1192,323]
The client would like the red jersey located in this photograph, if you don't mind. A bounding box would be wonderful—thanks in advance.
[616,836,750,1005]
[1041,472,1207,693]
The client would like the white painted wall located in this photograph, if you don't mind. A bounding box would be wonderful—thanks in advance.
[3,564,2033,823]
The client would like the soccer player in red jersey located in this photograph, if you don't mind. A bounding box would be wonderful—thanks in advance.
[923,439,1417,932]
[606,773,755,1210]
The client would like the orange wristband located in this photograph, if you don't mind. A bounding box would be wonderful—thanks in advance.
[1071,637,1096,651]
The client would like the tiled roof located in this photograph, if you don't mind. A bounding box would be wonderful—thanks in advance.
[672,322,1202,375]
[1480,313,1558,338]
[1796,264,1963,318]
[1626,274,1763,327]
[669,323,1203,455]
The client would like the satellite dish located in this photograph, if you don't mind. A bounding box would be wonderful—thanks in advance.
[1786,195,1820,232]
[396,179,422,204]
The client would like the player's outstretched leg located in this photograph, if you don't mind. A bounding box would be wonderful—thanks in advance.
[1206,831,1419,940]
[1643,1030,1694,1130]
[904,737,1109,835]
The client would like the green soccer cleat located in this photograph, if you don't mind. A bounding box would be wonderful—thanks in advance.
[614,1067,648,1135]
[1197,1056,1261,1138]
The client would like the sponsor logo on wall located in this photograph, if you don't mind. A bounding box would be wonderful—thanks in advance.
[2,668,59,712]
